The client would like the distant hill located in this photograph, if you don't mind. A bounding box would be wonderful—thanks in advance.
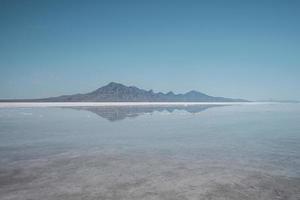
[0,82,249,102]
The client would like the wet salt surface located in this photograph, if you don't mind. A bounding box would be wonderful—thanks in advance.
[0,104,300,200]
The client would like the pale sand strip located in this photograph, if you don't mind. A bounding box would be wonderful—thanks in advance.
[0,102,277,108]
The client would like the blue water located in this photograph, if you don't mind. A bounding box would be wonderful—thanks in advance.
[0,103,299,177]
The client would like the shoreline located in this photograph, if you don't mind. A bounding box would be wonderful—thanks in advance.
[0,102,279,108]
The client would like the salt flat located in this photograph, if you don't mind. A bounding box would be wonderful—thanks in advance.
[1,103,299,200]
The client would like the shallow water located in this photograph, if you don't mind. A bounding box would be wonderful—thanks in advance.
[0,104,300,199]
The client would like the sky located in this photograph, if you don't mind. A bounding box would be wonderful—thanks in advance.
[0,0,299,100]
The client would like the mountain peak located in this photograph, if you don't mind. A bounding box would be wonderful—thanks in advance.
[166,91,175,96]
[185,90,205,95]
[92,82,126,93]
[106,82,125,87]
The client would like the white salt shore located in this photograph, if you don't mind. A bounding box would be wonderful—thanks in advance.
[0,102,276,108]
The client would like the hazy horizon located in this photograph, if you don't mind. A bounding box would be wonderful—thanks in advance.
[1,0,300,100]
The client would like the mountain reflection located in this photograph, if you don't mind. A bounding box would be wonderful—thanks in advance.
[68,105,227,122]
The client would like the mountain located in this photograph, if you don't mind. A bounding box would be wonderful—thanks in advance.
[31,82,247,102]
[0,82,249,102]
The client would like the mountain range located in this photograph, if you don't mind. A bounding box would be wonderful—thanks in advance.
[1,82,249,102]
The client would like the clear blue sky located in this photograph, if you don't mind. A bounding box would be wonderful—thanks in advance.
[1,0,299,100]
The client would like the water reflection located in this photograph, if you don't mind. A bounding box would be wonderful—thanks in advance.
[68,105,226,121]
